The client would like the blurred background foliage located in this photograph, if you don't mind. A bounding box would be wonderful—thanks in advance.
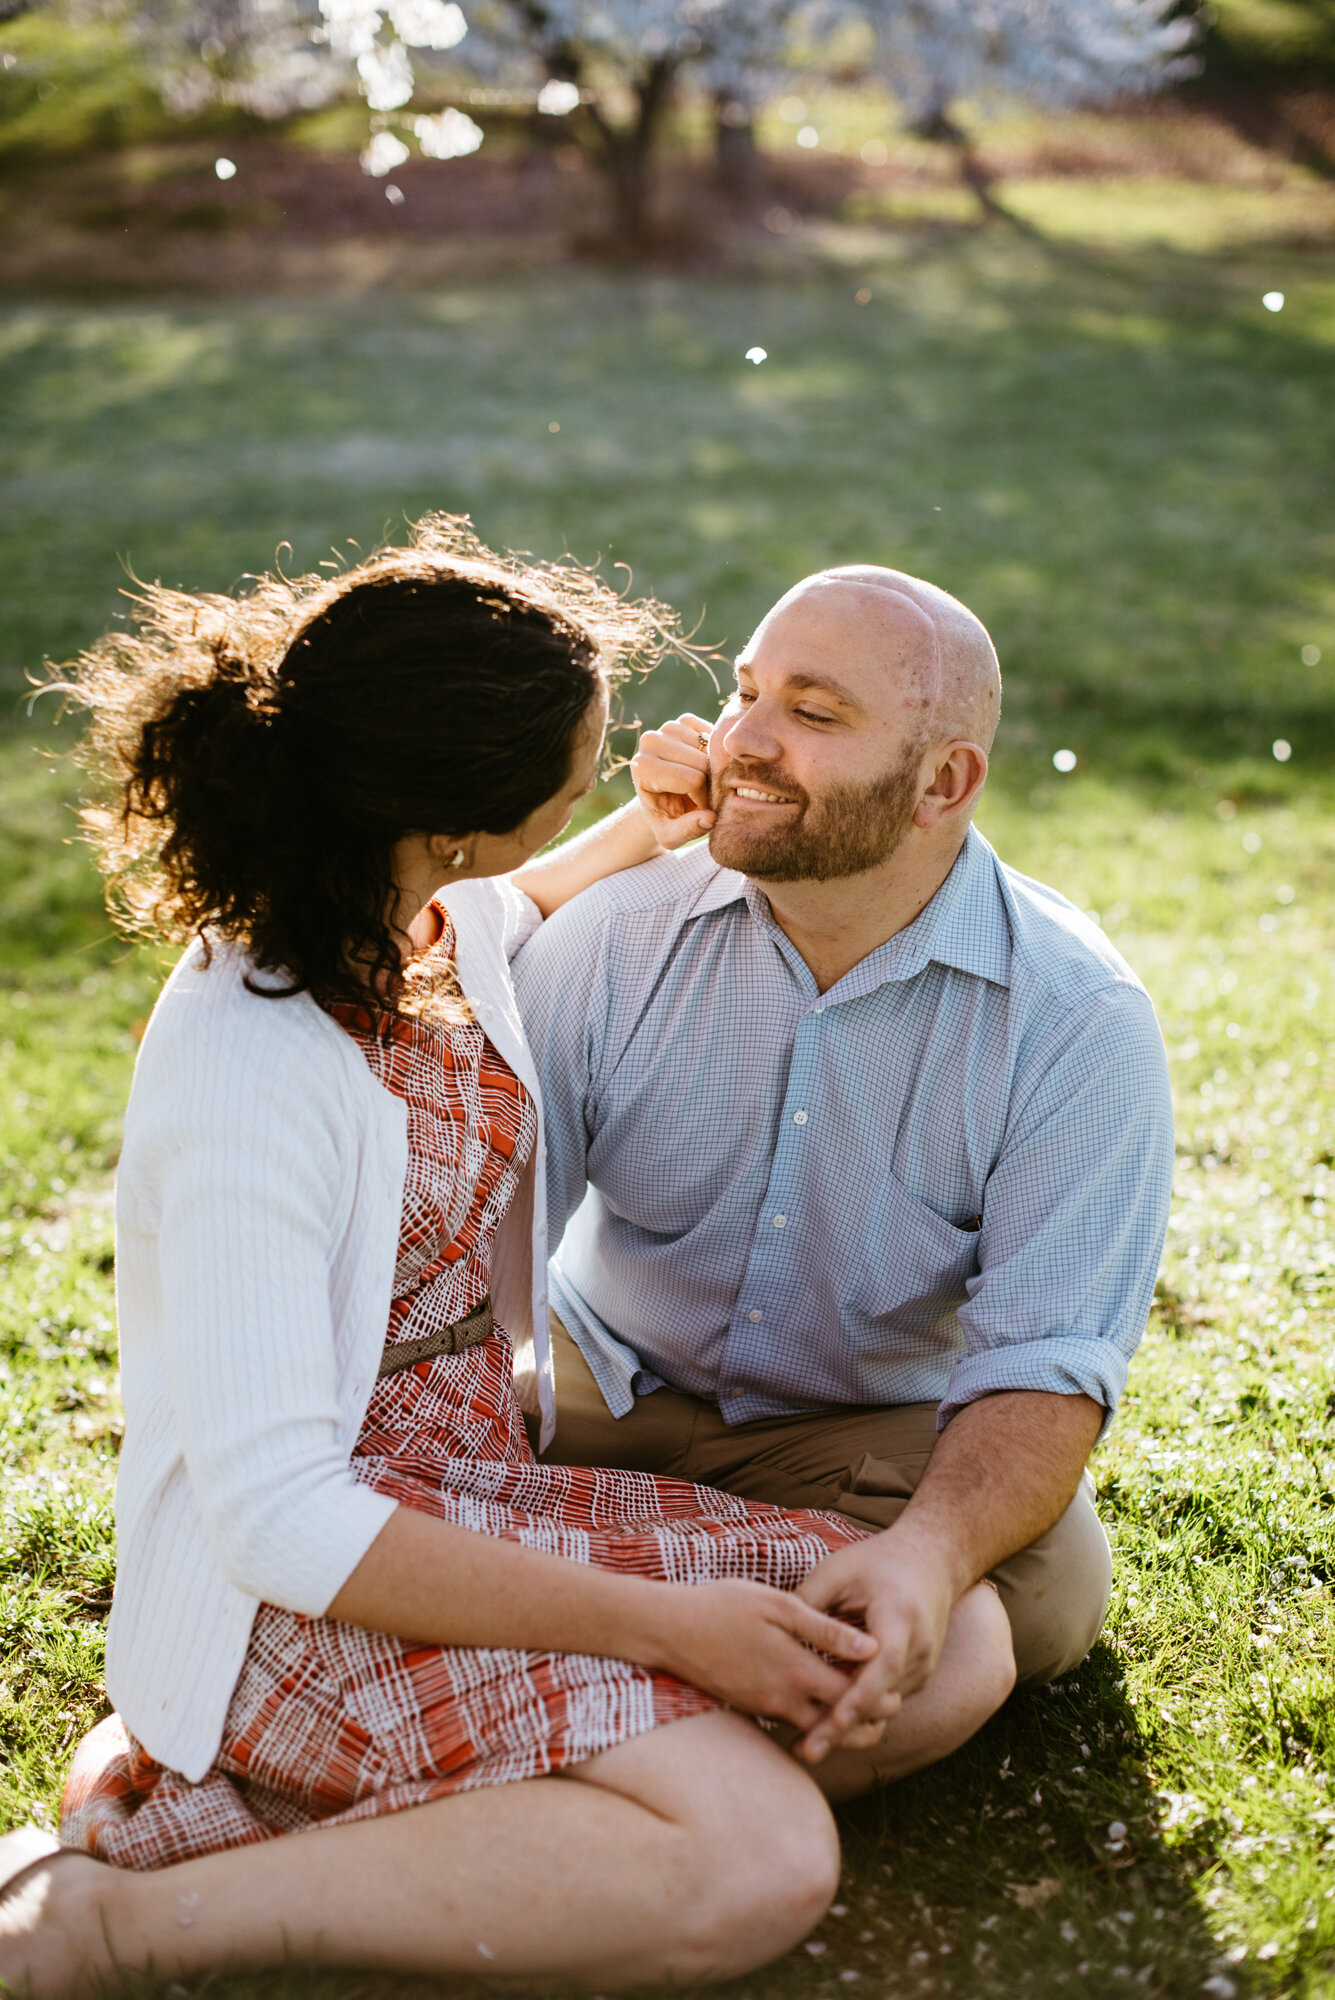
[0,0,1329,180]
[1205,0,1335,81]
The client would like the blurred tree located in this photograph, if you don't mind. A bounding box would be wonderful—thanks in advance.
[2,0,1209,240]
[836,0,1200,217]
[456,0,684,243]
[1,0,466,141]
[54,0,344,120]
[688,0,806,199]
[852,0,1198,141]
[456,0,806,240]
[322,0,815,237]
[0,6,168,153]
[0,0,340,144]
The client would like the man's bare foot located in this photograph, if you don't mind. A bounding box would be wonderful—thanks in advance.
[0,1831,119,2000]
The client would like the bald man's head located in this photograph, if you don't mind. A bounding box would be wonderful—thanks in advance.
[709,564,998,883]
[741,565,1002,753]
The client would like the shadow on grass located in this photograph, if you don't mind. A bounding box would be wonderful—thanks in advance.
[824,1648,1234,1999]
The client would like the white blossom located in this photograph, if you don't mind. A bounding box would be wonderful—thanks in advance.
[414,106,486,155]
[319,0,382,60]
[537,78,582,113]
[386,0,466,49]
[360,126,410,171]
[318,0,467,117]
[357,33,414,107]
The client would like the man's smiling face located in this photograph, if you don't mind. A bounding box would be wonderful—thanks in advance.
[706,577,942,884]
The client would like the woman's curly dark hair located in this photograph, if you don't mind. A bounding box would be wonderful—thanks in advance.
[52,515,685,1012]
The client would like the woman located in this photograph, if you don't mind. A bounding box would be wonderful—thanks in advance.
[0,517,1009,1996]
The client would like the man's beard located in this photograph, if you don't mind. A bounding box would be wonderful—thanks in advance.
[707,746,923,883]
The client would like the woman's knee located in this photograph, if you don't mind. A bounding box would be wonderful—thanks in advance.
[667,1747,841,1980]
[737,1758,842,1934]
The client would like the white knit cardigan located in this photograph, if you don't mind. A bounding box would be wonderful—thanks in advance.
[105,876,553,1782]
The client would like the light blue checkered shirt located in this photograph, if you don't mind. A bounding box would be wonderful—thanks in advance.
[512,827,1174,1432]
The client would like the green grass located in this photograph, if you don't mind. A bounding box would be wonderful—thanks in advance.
[1,219,1334,1998]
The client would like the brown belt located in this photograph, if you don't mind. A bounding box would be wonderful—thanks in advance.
[377,1295,494,1379]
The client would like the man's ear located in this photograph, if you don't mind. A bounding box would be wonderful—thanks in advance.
[913,742,988,829]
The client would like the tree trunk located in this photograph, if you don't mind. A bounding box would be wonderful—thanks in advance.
[714,94,759,200]
[906,99,964,146]
[602,133,653,244]
[520,18,673,251]
[907,94,1013,225]
[582,56,675,250]
[958,139,1011,222]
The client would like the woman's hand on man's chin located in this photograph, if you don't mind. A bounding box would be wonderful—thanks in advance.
[631,713,718,851]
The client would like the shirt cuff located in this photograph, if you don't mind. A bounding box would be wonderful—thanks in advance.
[938,1336,1129,1439]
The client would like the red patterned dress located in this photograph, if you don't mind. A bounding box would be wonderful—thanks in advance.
[61,920,866,1869]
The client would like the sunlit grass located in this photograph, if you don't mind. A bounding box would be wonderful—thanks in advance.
[839,168,1335,251]
[1003,175,1335,252]
[1,233,1333,1995]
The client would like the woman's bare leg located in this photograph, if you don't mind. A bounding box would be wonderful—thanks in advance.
[806,1580,1017,1804]
[0,1710,839,1998]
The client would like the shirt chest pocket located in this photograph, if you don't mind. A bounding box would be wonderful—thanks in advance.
[843,1169,981,1331]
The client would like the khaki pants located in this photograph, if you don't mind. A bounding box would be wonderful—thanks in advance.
[541,1310,1111,1686]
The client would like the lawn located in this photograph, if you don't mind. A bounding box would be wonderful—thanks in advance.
[1,214,1333,1999]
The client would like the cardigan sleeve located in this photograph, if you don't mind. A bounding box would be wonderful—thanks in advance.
[147,1012,396,1613]
[497,875,543,962]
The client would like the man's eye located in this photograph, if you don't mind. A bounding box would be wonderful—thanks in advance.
[796,709,834,724]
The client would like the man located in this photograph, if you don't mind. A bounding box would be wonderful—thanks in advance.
[512,565,1173,1785]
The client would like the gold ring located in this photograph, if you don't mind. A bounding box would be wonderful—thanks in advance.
[696,731,709,751]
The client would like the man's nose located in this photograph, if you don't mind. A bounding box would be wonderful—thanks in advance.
[716,699,778,764]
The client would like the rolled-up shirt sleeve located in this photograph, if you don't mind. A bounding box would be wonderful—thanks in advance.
[942,983,1174,1434]
[154,1036,396,1612]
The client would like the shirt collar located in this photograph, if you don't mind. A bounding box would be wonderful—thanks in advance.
[683,825,1012,995]
[685,863,751,921]
[910,826,1013,988]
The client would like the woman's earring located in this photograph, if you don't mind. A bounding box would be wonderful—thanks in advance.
[450,848,466,869]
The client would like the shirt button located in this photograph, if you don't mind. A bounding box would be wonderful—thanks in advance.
[729,1386,744,1398]
[792,1110,808,1125]
[773,1214,787,1229]
[748,1308,763,1322]
[537,1222,547,1238]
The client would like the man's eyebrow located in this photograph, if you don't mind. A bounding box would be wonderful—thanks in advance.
[735,661,865,713]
